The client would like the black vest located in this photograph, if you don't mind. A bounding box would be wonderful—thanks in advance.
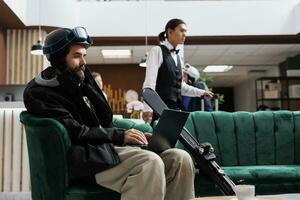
[155,45,182,107]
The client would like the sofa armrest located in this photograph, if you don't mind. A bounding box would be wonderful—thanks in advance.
[113,118,153,133]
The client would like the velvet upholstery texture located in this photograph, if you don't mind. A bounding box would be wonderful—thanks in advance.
[176,111,300,195]
[20,111,300,199]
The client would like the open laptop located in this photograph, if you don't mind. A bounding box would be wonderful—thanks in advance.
[129,109,190,153]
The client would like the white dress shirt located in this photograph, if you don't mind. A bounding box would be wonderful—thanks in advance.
[142,40,206,112]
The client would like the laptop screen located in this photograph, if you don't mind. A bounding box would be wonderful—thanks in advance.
[153,109,190,148]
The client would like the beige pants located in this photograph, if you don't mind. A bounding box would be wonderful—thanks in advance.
[95,146,195,200]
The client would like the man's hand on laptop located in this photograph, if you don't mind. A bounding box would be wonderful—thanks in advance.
[144,132,152,142]
[124,129,149,145]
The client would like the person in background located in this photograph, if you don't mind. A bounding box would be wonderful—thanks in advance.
[142,18,214,124]
[23,26,196,200]
[182,64,212,112]
[92,72,107,99]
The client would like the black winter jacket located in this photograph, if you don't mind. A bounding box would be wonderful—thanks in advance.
[23,66,125,179]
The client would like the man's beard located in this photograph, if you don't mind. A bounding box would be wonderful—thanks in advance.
[74,65,86,81]
[63,65,86,84]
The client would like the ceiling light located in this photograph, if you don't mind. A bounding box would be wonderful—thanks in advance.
[30,0,43,56]
[203,65,233,73]
[30,40,43,55]
[139,53,147,67]
[139,0,148,67]
[101,49,131,59]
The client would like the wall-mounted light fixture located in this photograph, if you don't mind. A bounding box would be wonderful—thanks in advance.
[30,38,43,55]
[139,0,148,67]
[30,0,43,55]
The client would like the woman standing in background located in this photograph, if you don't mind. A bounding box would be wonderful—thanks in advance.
[142,18,214,124]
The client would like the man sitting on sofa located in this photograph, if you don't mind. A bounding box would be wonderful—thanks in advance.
[23,27,195,200]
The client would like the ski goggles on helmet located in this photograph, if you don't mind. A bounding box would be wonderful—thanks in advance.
[69,26,92,45]
[43,26,93,55]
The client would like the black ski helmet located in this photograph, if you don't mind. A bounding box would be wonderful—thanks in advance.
[43,26,92,61]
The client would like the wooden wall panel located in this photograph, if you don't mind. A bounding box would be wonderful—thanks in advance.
[0,109,30,192]
[5,29,47,85]
[89,64,146,114]
[0,27,6,85]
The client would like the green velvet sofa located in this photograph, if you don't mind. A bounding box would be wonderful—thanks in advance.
[20,110,300,200]
[178,111,300,196]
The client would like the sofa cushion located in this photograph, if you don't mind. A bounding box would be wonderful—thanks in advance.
[195,165,300,196]
[66,185,120,200]
[223,165,300,183]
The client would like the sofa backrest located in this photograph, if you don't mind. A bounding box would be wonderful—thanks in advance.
[176,111,300,166]
[20,111,71,200]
